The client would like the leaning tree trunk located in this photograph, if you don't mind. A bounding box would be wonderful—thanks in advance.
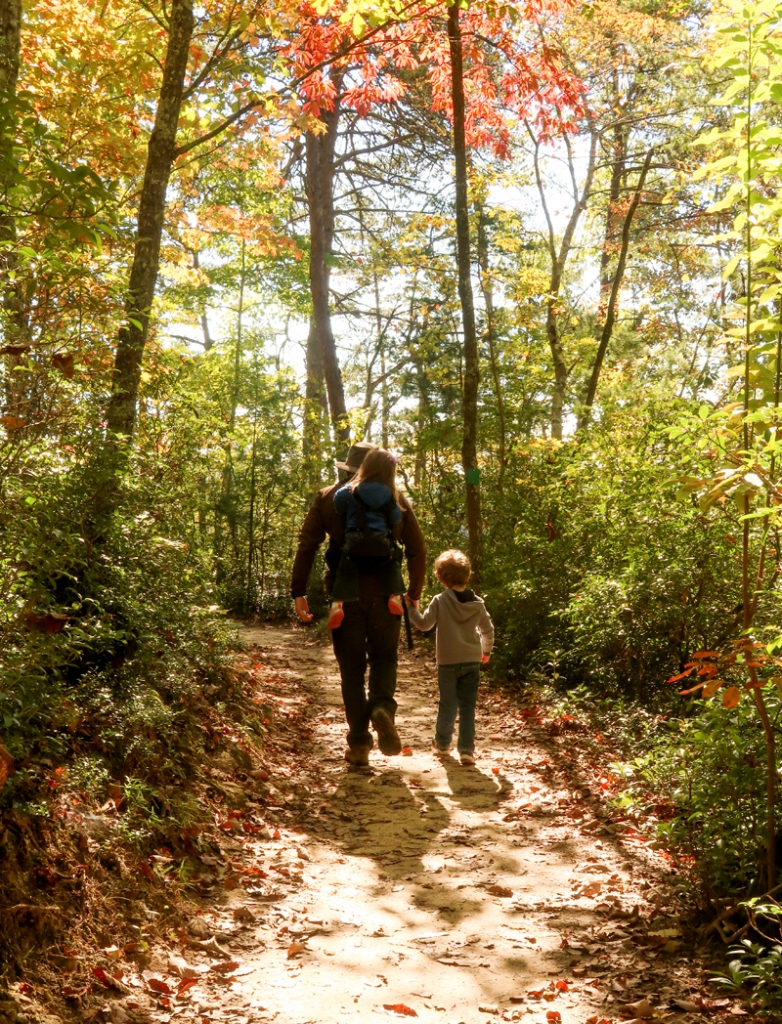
[105,0,194,436]
[305,80,349,456]
[448,3,482,582]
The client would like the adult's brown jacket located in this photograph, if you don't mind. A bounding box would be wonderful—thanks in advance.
[290,482,426,600]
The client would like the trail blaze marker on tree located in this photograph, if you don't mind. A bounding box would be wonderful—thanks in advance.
[466,467,480,485]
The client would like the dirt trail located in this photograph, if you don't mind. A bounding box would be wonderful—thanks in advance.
[141,625,712,1024]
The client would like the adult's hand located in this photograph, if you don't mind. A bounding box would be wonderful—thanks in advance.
[404,594,420,609]
[294,596,314,623]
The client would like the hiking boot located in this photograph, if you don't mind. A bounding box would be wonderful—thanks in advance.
[344,744,371,767]
[459,752,475,766]
[387,594,404,616]
[327,602,344,629]
[371,707,402,756]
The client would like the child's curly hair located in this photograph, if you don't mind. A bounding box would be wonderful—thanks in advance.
[434,549,471,588]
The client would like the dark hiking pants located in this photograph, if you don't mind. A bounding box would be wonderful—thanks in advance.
[330,578,401,749]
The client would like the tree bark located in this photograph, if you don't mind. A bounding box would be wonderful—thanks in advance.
[530,125,597,441]
[0,0,25,420]
[105,0,194,436]
[579,147,653,424]
[305,80,350,455]
[477,204,505,492]
[448,3,482,582]
[302,318,329,489]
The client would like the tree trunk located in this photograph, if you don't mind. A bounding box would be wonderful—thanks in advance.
[0,0,26,420]
[302,318,329,489]
[579,147,653,425]
[448,3,482,582]
[305,82,349,455]
[477,204,505,492]
[530,126,597,441]
[106,0,194,436]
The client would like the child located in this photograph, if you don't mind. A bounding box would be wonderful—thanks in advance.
[405,549,493,766]
[328,448,405,629]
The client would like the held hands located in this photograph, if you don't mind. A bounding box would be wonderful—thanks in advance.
[481,654,491,664]
[294,596,314,623]
[403,594,420,609]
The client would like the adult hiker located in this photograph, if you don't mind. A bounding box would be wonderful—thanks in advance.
[291,442,426,766]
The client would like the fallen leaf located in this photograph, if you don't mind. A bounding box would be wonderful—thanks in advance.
[177,978,198,996]
[383,1004,418,1017]
[211,960,241,973]
[233,906,256,923]
[195,935,230,957]
[545,1013,561,1023]
[92,967,128,993]
[401,747,413,756]
[671,998,699,1013]
[168,955,200,979]
[486,885,514,898]
[287,940,307,958]
[621,998,655,1018]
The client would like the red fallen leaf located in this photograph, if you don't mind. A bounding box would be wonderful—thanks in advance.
[487,884,514,897]
[273,829,281,839]
[137,862,153,879]
[17,982,34,995]
[527,989,546,999]
[177,977,198,996]
[145,977,173,995]
[92,967,127,992]
[401,746,413,756]
[383,1004,418,1017]
[61,985,90,1000]
[211,961,241,973]
[287,941,306,958]
[554,981,569,992]
[546,1013,561,1023]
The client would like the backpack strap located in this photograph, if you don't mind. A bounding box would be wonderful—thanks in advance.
[353,491,371,536]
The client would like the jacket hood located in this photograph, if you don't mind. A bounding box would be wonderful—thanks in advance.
[442,588,484,622]
[355,481,395,509]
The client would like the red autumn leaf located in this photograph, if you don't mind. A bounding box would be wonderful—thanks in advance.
[667,667,695,683]
[383,1004,418,1017]
[401,746,413,756]
[487,884,514,897]
[0,743,14,788]
[177,978,198,995]
[691,650,720,658]
[52,352,75,378]
[0,414,25,430]
[723,686,741,709]
[145,977,173,995]
[554,980,569,991]
[679,682,706,695]
[287,941,306,958]
[546,1013,561,1023]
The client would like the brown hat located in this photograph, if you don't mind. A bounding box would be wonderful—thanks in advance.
[335,441,378,474]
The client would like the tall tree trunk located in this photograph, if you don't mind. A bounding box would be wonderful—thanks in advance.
[105,0,194,436]
[302,318,329,489]
[0,0,26,420]
[448,3,482,582]
[579,147,653,424]
[305,82,349,455]
[477,204,505,492]
[530,125,597,441]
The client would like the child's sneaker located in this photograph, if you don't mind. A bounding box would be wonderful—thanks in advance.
[459,752,475,766]
[387,594,404,616]
[327,601,344,629]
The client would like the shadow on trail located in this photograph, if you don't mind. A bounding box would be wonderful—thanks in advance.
[441,757,514,811]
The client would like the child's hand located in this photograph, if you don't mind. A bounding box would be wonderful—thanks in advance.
[404,594,419,608]
[481,653,490,664]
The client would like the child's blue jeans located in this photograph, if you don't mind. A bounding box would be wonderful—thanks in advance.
[436,662,481,754]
